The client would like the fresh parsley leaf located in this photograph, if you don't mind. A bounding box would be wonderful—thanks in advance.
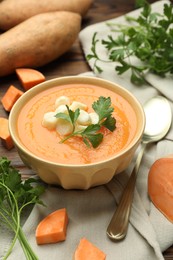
[92,96,114,122]
[95,64,103,73]
[67,106,80,125]
[55,107,80,131]
[164,2,173,20]
[135,0,148,8]
[101,115,116,132]
[83,133,103,148]
[87,1,173,85]
[115,59,131,74]
[55,112,71,123]
[131,70,146,85]
[81,124,103,148]
[59,96,116,148]
[140,0,151,18]
[0,157,45,259]
[82,124,101,134]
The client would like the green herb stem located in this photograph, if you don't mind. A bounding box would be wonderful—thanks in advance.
[0,157,45,260]
[18,227,39,260]
[59,130,82,144]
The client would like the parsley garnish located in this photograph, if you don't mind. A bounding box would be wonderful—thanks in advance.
[55,96,116,148]
[0,157,45,259]
[87,1,173,85]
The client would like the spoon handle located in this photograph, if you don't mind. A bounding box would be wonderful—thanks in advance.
[107,142,147,241]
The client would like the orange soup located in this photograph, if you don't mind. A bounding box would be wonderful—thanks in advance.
[17,84,137,164]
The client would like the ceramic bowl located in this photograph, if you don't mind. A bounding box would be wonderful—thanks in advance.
[9,76,145,189]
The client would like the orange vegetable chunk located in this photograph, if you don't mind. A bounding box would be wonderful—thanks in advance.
[1,85,23,112]
[74,238,106,260]
[35,208,68,245]
[16,68,45,90]
[0,117,14,149]
[148,157,173,223]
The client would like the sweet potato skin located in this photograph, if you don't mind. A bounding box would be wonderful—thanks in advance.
[0,0,92,30]
[0,11,81,77]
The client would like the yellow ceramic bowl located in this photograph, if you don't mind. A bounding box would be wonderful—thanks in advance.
[9,76,145,189]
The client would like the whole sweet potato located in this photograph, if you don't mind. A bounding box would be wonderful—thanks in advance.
[0,0,92,31]
[0,11,81,77]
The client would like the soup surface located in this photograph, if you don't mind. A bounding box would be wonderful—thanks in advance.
[17,84,137,164]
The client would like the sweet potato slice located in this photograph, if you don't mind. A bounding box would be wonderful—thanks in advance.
[0,117,14,150]
[148,157,173,223]
[74,238,106,260]
[1,85,24,111]
[0,11,81,77]
[35,208,68,245]
[0,0,92,30]
[16,68,45,90]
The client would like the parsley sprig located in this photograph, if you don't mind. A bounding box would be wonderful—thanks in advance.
[0,157,45,259]
[55,96,116,148]
[87,1,173,85]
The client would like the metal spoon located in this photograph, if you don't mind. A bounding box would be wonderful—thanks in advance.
[107,95,172,241]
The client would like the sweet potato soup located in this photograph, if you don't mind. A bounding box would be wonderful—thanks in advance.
[17,84,137,165]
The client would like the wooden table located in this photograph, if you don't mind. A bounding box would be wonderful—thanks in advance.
[0,0,172,259]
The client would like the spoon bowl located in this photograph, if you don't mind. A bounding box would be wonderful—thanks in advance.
[143,96,172,142]
[107,95,172,241]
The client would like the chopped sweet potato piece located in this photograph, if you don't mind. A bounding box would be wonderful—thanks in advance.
[0,117,14,150]
[35,208,68,245]
[1,85,23,112]
[74,238,106,260]
[16,68,46,90]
